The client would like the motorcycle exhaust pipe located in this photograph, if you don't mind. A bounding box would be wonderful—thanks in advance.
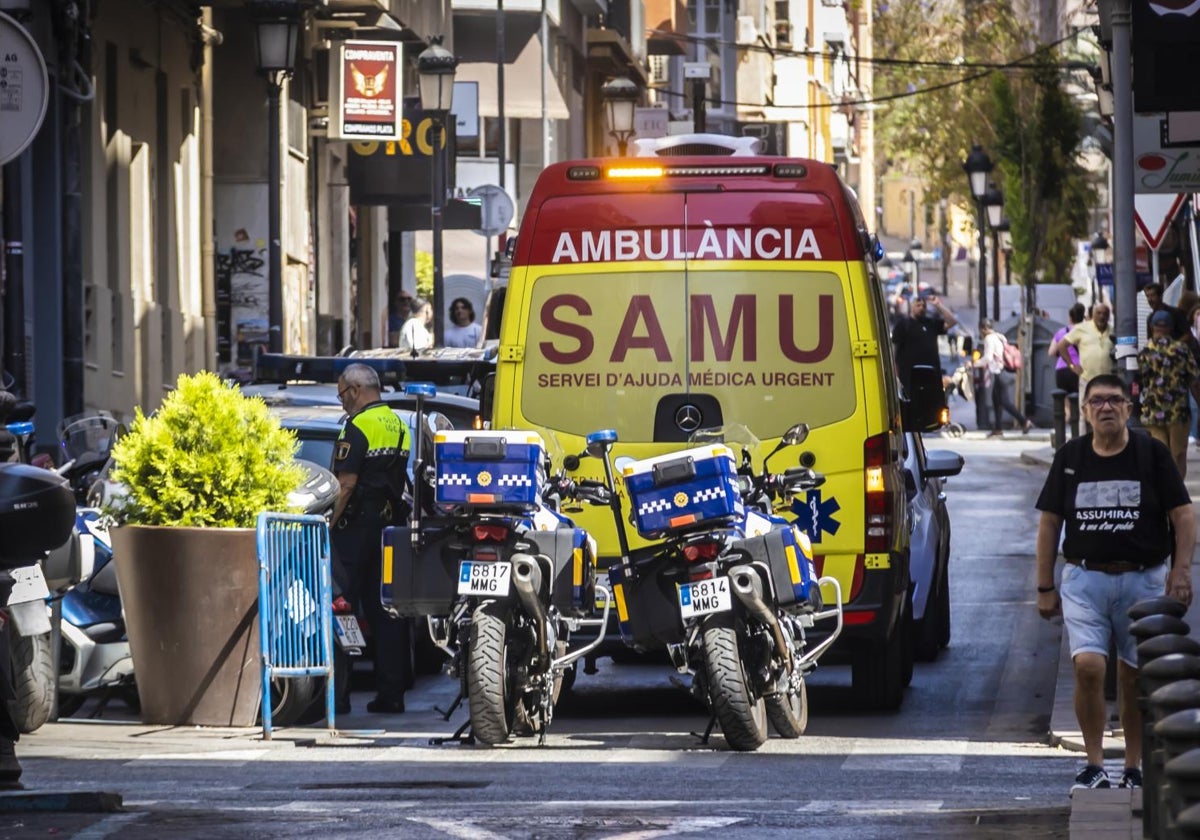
[727,564,792,673]
[511,554,549,662]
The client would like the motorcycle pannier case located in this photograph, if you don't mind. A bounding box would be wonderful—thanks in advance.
[434,431,545,510]
[380,525,460,617]
[527,527,596,618]
[606,557,686,650]
[623,445,744,540]
[734,525,821,611]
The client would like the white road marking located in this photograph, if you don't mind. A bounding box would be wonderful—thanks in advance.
[69,813,144,839]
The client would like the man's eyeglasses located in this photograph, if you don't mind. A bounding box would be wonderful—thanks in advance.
[337,384,355,401]
[1085,394,1129,409]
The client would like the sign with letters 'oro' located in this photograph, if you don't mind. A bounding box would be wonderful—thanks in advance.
[330,41,403,141]
[0,12,49,166]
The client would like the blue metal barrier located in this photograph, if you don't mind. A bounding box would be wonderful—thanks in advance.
[256,512,336,739]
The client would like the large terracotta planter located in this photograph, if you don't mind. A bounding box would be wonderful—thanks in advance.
[111,525,261,726]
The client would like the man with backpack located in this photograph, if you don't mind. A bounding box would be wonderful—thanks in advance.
[1035,374,1195,791]
[975,319,1031,436]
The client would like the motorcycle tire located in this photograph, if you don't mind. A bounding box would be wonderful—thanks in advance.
[701,613,768,752]
[264,675,319,727]
[8,632,54,734]
[467,603,521,746]
[765,677,808,738]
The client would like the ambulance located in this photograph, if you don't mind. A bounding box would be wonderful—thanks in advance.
[486,135,943,710]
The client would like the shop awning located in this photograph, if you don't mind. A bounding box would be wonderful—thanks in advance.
[454,38,569,120]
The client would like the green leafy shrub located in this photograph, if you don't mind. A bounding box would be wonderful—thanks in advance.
[107,371,304,528]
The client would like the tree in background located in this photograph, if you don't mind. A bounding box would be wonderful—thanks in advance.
[874,0,1095,294]
[991,64,1096,289]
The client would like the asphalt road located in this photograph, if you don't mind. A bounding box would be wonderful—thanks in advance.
[4,435,1076,840]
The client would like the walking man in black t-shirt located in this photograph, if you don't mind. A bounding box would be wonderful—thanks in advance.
[1035,374,1196,792]
[891,289,957,394]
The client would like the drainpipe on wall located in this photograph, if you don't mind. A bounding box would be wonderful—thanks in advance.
[58,0,89,418]
[200,8,218,371]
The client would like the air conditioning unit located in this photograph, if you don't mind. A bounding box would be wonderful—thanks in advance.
[736,15,758,45]
[649,55,669,86]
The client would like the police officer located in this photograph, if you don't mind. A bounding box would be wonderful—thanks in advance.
[332,363,412,714]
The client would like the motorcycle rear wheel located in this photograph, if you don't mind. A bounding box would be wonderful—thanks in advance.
[9,632,54,734]
[765,677,808,738]
[701,613,768,751]
[467,603,520,745]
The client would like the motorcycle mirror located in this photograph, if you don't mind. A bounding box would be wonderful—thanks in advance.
[782,423,809,446]
[563,454,581,472]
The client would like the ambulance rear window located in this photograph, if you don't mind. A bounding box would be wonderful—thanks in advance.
[520,269,856,442]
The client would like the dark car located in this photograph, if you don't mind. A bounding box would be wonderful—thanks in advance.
[268,404,454,476]
[901,431,964,662]
[242,383,481,431]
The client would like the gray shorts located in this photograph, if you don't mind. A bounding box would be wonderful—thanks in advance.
[1060,562,1169,667]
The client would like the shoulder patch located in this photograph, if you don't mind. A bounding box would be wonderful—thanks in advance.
[336,441,352,461]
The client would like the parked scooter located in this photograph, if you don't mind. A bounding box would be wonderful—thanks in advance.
[381,384,611,745]
[589,424,844,751]
[0,464,89,733]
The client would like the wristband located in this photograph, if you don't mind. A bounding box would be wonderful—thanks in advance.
[1037,585,1056,594]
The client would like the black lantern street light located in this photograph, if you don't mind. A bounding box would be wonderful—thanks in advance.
[902,249,918,287]
[601,77,639,156]
[1091,231,1110,308]
[250,0,303,354]
[963,144,993,328]
[417,37,459,347]
[984,183,1004,321]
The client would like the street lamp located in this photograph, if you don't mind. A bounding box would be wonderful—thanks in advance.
[902,249,918,287]
[600,77,639,156]
[984,182,1004,321]
[250,0,302,355]
[1091,231,1110,307]
[963,144,993,329]
[417,36,458,347]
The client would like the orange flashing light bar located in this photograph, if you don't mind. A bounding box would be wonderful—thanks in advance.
[669,513,698,528]
[468,493,498,504]
[606,165,665,180]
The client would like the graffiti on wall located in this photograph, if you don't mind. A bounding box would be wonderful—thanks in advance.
[215,227,268,380]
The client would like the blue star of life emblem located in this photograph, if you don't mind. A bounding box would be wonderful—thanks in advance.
[791,489,841,543]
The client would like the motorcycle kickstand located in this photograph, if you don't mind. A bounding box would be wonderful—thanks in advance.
[428,717,475,746]
[691,713,718,746]
[433,690,464,722]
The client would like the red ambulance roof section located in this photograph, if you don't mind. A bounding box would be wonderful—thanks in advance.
[513,156,867,267]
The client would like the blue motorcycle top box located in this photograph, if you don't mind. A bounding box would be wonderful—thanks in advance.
[434,430,546,510]
[623,445,744,539]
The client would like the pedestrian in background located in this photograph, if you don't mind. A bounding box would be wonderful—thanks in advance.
[330,363,414,714]
[1144,282,1189,339]
[975,319,1031,436]
[890,289,957,395]
[388,290,414,348]
[1184,303,1200,448]
[1049,302,1086,436]
[398,297,433,354]
[1058,302,1114,418]
[1035,375,1195,792]
[444,297,482,349]
[1138,309,1199,478]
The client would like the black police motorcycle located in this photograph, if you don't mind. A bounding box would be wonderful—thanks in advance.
[585,424,844,751]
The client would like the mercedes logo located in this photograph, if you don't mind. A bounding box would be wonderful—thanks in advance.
[675,404,703,433]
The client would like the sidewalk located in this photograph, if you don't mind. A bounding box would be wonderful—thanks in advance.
[1026,436,1200,840]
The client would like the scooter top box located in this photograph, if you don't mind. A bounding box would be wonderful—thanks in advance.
[434,430,546,509]
[622,445,743,539]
